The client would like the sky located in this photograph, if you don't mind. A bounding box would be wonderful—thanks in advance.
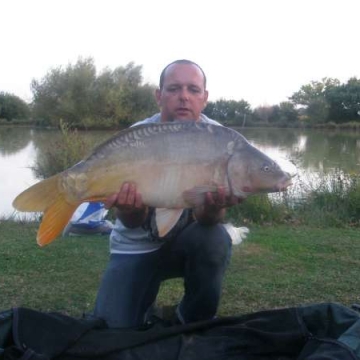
[1,0,360,108]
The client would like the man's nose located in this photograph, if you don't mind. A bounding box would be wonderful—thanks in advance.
[179,87,190,100]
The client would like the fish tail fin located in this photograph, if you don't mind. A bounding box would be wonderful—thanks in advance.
[13,174,62,212]
[37,195,79,246]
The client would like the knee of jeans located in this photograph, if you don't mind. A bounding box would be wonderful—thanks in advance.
[193,224,232,266]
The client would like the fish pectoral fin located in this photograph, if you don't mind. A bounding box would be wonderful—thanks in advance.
[155,208,184,238]
[37,195,79,247]
[182,185,219,206]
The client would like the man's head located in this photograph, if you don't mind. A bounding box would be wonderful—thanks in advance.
[156,60,209,122]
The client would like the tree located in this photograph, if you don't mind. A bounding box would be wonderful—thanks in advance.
[204,99,251,125]
[31,57,97,126]
[253,105,274,124]
[326,77,360,123]
[111,63,157,125]
[252,102,298,126]
[31,58,158,128]
[0,92,30,121]
[277,102,299,124]
[290,78,340,124]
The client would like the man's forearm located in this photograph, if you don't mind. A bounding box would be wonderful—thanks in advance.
[193,206,226,225]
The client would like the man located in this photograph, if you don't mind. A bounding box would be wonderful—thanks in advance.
[94,59,241,328]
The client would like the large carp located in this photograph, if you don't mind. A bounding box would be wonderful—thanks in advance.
[13,122,292,246]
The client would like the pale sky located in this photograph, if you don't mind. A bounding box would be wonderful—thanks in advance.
[1,0,360,108]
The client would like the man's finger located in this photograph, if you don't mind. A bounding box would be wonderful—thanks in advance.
[134,192,143,209]
[126,183,136,205]
[117,183,129,204]
[104,193,118,209]
[216,186,226,206]
[205,192,215,205]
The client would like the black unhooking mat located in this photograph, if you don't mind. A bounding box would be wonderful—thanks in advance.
[1,302,360,359]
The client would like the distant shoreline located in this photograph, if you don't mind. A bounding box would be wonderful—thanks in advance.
[1,120,360,131]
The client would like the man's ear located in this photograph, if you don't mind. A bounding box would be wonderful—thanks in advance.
[155,88,162,106]
[203,90,209,109]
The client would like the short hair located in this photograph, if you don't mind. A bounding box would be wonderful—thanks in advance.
[159,59,207,90]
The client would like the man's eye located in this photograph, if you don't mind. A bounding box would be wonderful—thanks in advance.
[168,87,179,92]
[189,87,201,93]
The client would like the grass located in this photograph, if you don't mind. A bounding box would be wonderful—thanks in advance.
[0,221,108,316]
[225,171,360,228]
[1,220,360,319]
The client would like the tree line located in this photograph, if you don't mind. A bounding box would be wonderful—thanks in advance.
[1,58,359,128]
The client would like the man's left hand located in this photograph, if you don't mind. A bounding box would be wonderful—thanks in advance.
[194,186,243,225]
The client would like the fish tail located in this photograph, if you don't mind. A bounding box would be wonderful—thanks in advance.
[13,174,62,212]
[37,195,78,246]
[12,173,80,246]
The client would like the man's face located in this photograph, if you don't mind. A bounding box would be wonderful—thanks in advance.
[156,63,209,122]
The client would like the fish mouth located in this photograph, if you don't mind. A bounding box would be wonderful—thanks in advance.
[264,176,293,193]
[275,177,293,192]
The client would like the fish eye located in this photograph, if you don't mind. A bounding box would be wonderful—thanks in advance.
[263,164,270,172]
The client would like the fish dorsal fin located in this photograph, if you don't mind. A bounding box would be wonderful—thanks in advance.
[155,208,184,237]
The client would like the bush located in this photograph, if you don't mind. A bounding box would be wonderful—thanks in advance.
[32,120,93,178]
[226,193,291,225]
[295,172,360,227]
[225,171,360,228]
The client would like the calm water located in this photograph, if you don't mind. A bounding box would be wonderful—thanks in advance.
[1,126,359,217]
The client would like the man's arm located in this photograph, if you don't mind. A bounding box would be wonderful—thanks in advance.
[105,183,148,228]
[193,186,241,225]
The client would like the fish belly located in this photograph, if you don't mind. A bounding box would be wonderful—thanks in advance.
[134,162,228,208]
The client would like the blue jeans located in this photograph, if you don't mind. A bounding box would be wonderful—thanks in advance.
[93,222,232,328]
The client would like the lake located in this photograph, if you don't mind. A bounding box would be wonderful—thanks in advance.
[1,126,359,218]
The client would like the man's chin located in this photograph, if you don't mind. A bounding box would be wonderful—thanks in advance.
[162,113,199,122]
[172,113,199,122]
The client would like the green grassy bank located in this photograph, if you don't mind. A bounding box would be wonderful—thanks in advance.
[1,220,359,318]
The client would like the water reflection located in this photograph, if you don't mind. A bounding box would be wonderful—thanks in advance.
[0,140,38,218]
[295,131,360,173]
[1,127,359,217]
[241,128,360,175]
[0,127,32,155]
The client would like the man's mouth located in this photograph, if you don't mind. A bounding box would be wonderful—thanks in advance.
[176,108,191,115]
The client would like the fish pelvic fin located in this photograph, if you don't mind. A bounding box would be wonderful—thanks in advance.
[155,208,184,237]
[13,174,61,212]
[37,195,78,246]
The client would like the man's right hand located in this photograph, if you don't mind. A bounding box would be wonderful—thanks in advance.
[105,182,148,228]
